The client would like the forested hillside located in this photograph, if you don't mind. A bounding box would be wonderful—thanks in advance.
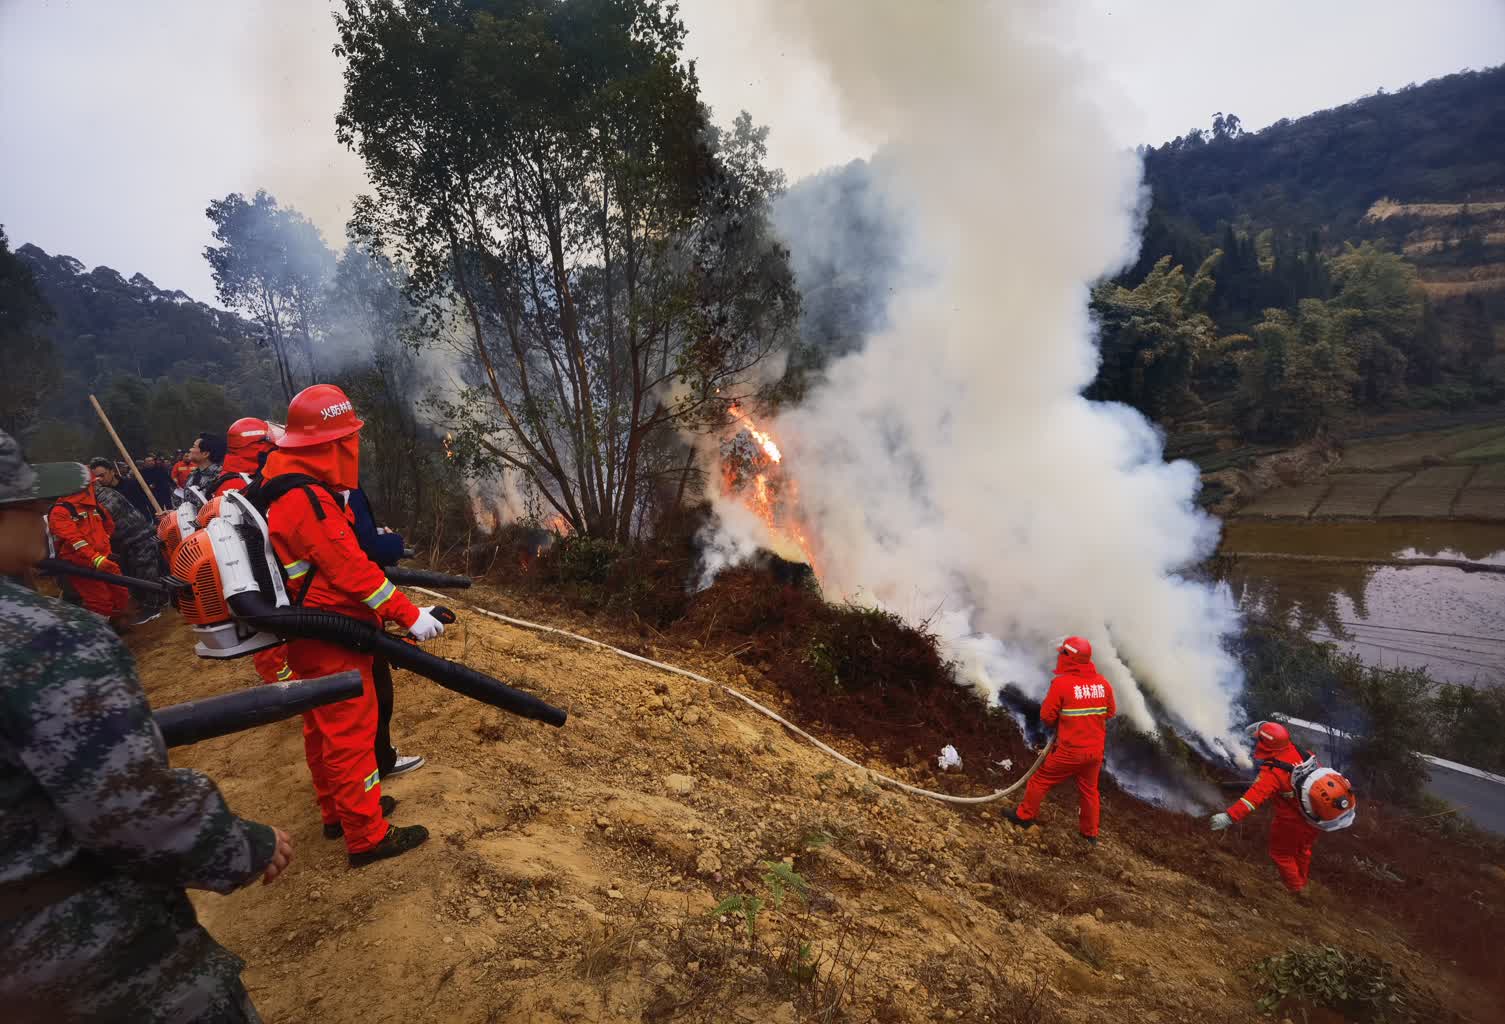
[1096,66,1505,448]
[6,67,1502,470]
[2,234,282,460]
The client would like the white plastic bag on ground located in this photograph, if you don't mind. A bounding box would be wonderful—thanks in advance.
[937,745,962,771]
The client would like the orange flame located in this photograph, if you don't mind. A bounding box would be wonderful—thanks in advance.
[723,405,819,578]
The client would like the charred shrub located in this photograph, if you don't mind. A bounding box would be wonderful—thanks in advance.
[802,604,951,696]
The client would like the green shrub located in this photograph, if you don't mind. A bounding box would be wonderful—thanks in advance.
[1252,945,1434,1023]
[552,537,622,584]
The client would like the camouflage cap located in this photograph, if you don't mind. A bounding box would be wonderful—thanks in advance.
[0,430,90,506]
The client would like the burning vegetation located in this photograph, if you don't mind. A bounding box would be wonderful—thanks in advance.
[720,404,821,578]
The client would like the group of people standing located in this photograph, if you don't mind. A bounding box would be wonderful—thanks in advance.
[2,383,442,1021]
[43,431,233,630]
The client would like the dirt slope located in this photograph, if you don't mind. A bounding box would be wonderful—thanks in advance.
[128,588,1502,1024]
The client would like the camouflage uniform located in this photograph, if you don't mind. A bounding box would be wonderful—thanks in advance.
[186,461,222,497]
[0,576,276,1023]
[93,481,166,611]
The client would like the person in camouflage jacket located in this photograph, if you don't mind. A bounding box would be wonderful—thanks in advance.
[0,431,294,1023]
[88,459,167,619]
[185,432,225,497]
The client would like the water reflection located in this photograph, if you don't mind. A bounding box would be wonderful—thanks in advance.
[1219,521,1505,687]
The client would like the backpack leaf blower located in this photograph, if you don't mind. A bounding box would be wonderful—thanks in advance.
[171,490,566,728]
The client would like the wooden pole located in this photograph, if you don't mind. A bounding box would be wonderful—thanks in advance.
[89,394,164,516]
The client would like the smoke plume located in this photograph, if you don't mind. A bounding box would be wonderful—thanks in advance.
[705,1,1245,757]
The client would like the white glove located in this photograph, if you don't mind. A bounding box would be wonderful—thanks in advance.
[1209,812,1233,832]
[409,606,445,642]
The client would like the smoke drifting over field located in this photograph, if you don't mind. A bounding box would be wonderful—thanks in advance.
[703,1,1245,756]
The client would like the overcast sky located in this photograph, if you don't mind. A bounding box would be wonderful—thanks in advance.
[2,1,1502,300]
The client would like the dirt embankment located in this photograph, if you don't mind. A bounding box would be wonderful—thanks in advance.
[132,587,1504,1024]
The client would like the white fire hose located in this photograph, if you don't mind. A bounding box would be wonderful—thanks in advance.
[411,587,1050,805]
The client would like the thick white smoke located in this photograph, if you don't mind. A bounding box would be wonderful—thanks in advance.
[705,1,1245,753]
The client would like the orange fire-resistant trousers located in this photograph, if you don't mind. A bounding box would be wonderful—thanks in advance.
[1015,746,1103,838]
[72,576,130,619]
[1268,804,1321,892]
[285,638,388,853]
[252,643,292,684]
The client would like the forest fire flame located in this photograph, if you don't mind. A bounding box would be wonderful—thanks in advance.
[724,405,820,577]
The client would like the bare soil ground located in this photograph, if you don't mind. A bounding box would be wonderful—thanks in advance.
[129,587,1505,1024]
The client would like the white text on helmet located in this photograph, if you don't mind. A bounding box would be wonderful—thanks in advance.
[320,401,354,421]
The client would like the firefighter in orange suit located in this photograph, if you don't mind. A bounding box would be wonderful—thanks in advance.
[1210,721,1321,896]
[261,384,443,867]
[208,417,278,498]
[46,482,130,622]
[1005,636,1116,844]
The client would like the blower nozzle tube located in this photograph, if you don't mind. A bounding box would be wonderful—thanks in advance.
[154,671,364,747]
[385,567,473,589]
[226,592,566,728]
[35,557,173,596]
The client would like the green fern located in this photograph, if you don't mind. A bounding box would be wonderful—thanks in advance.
[761,860,809,908]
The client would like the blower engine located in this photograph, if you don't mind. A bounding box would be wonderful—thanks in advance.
[170,489,289,659]
[158,487,210,566]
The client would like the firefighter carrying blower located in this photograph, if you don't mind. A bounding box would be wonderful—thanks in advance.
[257,385,445,867]
[1005,636,1116,844]
[1210,720,1357,898]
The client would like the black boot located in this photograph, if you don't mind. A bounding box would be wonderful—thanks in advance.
[323,795,397,840]
[348,824,430,868]
[1002,808,1036,829]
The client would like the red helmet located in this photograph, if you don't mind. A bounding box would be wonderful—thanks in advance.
[279,385,364,449]
[1056,635,1092,664]
[226,417,274,456]
[1248,720,1292,748]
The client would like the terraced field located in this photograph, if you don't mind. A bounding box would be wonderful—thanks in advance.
[1238,420,1505,521]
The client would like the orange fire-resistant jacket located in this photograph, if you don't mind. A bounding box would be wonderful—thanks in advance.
[1227,738,1306,824]
[47,484,116,570]
[261,449,420,630]
[1039,659,1117,755]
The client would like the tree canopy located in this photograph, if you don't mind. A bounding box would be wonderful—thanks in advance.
[335,0,800,541]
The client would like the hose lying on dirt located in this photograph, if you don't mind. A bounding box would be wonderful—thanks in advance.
[155,671,363,747]
[410,586,1048,805]
[227,592,567,728]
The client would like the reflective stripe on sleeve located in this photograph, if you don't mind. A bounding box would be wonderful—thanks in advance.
[275,664,293,682]
[91,555,107,568]
[1239,797,1256,812]
[363,579,397,610]
[1059,706,1110,717]
[72,540,89,550]
[282,559,311,580]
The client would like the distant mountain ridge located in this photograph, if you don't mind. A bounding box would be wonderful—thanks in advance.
[14,242,280,458]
